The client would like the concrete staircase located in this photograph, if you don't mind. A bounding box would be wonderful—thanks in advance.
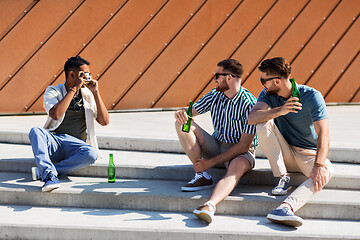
[0,108,359,239]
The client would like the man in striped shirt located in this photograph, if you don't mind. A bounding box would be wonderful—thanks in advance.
[174,59,257,224]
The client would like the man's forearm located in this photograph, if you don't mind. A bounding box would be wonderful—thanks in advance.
[248,107,282,125]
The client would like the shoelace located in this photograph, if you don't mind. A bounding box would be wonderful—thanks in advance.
[188,172,203,184]
[275,177,289,189]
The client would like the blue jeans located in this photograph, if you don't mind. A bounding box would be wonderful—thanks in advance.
[28,127,97,181]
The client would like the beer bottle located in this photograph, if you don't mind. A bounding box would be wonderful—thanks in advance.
[108,153,116,183]
[182,101,193,133]
[290,78,301,103]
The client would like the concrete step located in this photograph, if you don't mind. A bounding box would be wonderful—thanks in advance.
[1,205,360,240]
[1,129,359,164]
[0,106,359,164]
[0,172,359,221]
[1,143,359,190]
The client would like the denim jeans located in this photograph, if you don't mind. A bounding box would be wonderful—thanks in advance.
[28,127,97,181]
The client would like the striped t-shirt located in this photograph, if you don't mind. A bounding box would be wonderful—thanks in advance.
[194,87,257,144]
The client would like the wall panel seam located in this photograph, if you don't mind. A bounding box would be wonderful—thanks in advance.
[152,0,244,108]
[193,0,278,102]
[0,0,86,92]
[0,0,39,42]
[26,0,129,112]
[324,50,360,99]
[241,0,311,86]
[112,0,208,109]
[304,13,359,85]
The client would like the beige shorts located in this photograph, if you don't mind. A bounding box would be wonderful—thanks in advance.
[199,128,255,171]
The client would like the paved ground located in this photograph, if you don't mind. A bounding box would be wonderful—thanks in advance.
[0,105,359,149]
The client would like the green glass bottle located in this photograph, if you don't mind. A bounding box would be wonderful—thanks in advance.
[108,153,115,183]
[182,101,193,133]
[290,78,301,103]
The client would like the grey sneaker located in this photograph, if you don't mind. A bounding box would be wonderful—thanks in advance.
[31,167,40,181]
[181,172,213,192]
[272,176,291,196]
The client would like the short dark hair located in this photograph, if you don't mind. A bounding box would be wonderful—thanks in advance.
[217,59,244,78]
[258,57,291,78]
[64,56,90,79]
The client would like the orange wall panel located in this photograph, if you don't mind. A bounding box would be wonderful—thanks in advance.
[306,17,360,96]
[243,0,340,98]
[115,0,241,109]
[155,0,276,108]
[28,0,167,112]
[0,0,358,114]
[97,0,205,109]
[325,53,360,102]
[0,0,82,89]
[0,0,34,39]
[0,0,126,113]
[291,0,359,85]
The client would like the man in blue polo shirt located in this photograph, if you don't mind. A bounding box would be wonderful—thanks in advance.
[174,59,257,224]
[248,57,334,227]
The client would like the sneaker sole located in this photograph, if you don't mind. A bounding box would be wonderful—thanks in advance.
[181,184,213,192]
[42,183,60,192]
[193,209,213,223]
[267,213,303,227]
[272,186,292,196]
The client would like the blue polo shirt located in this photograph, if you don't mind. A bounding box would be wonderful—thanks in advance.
[257,84,328,150]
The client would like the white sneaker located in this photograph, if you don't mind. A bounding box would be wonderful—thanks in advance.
[193,201,216,224]
[31,167,40,181]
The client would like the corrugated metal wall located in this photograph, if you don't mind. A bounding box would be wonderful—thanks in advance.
[0,0,359,114]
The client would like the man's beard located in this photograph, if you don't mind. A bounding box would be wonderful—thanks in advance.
[266,86,280,95]
[216,82,230,92]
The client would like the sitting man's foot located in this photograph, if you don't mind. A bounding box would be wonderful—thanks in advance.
[31,167,40,181]
[272,175,291,196]
[193,201,216,224]
[181,172,213,192]
[267,206,304,227]
[42,173,60,192]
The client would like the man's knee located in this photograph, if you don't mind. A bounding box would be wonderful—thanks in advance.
[29,127,46,140]
[86,147,98,164]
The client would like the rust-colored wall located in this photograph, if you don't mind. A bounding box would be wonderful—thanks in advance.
[0,0,359,114]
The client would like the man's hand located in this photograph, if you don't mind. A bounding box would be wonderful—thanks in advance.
[174,108,188,124]
[194,158,214,172]
[279,97,302,116]
[309,166,328,192]
[84,79,99,94]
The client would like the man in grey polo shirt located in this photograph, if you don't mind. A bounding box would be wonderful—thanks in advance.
[174,59,257,224]
[248,57,334,227]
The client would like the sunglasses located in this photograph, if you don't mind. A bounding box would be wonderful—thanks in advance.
[73,96,83,112]
[260,76,281,85]
[213,73,235,80]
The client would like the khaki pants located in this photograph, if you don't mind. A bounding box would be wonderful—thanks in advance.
[256,119,334,212]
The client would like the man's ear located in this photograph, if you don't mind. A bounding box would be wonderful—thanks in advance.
[68,70,76,80]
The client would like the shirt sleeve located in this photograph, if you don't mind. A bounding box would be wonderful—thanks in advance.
[257,88,269,105]
[193,89,215,114]
[242,96,257,135]
[43,86,61,114]
[310,90,328,122]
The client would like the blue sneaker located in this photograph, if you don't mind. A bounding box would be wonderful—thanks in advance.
[272,176,291,195]
[42,173,60,192]
[267,206,304,227]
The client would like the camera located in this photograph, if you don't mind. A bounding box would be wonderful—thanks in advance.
[84,72,92,82]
